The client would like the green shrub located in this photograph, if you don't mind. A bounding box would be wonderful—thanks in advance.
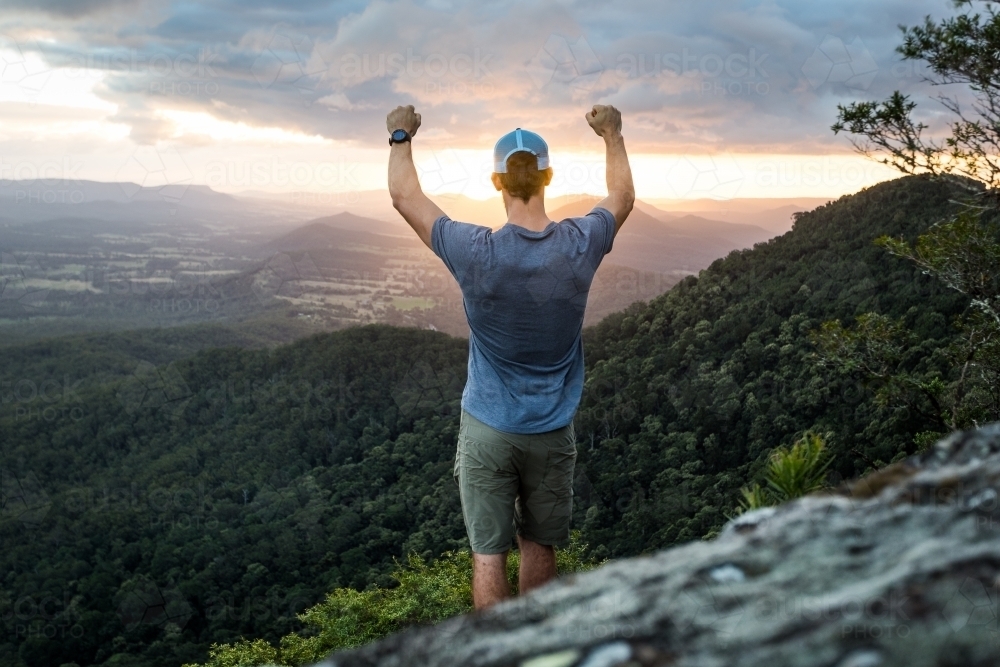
[738,431,832,513]
[192,639,279,667]
[185,532,602,667]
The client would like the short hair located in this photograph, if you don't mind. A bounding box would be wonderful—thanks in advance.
[496,152,551,204]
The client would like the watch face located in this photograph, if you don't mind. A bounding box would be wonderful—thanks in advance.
[391,129,409,142]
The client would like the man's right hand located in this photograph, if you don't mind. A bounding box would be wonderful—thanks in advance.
[586,104,622,138]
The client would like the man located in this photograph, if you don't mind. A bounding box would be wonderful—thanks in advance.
[386,103,634,609]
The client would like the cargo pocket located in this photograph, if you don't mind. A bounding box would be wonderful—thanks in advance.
[540,435,578,529]
[542,441,576,504]
[463,437,515,490]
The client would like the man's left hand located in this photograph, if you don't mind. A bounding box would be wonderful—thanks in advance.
[387,105,421,137]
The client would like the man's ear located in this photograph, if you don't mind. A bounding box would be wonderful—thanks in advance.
[542,167,553,186]
[490,172,503,192]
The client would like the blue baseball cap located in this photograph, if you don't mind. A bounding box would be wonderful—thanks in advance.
[493,128,549,173]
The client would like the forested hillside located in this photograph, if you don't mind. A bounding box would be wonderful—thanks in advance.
[573,174,969,556]
[0,175,974,667]
[1,327,469,667]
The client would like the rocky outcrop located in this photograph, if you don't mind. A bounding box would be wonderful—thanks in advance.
[317,425,1000,667]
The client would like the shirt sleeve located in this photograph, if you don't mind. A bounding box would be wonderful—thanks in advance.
[431,215,488,283]
[588,206,617,256]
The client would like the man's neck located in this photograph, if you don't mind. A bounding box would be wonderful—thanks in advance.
[503,193,551,232]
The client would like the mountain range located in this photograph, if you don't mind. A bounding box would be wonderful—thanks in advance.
[260,195,778,276]
[0,179,791,346]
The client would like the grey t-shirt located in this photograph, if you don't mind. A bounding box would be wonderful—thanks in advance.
[431,206,616,434]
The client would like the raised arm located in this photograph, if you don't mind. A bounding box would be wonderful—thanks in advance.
[587,105,634,234]
[387,105,446,249]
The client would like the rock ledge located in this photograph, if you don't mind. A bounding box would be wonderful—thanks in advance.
[319,424,1000,667]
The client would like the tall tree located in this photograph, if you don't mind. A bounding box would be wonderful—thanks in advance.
[823,0,1000,436]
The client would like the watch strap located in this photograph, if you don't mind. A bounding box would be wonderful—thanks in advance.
[389,129,411,145]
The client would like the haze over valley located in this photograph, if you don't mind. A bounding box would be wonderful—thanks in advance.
[0,180,825,343]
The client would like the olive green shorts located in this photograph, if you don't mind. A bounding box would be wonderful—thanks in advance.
[454,409,577,555]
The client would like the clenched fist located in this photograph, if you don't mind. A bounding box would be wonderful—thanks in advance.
[387,105,421,137]
[585,104,622,138]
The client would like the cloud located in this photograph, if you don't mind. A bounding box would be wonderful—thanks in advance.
[4,0,142,18]
[111,105,177,145]
[0,0,960,157]
[317,92,356,110]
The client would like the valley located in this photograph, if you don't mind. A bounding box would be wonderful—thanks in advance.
[1,182,810,343]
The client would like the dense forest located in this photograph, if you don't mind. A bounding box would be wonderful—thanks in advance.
[573,174,968,556]
[1,326,469,667]
[0,175,975,666]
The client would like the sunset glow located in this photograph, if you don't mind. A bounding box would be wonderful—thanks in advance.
[0,0,951,202]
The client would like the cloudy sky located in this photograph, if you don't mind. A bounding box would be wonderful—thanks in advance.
[0,0,958,200]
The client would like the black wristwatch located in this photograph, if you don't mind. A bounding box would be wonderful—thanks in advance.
[389,129,411,145]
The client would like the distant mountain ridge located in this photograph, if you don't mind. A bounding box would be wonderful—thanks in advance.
[548,198,774,273]
[0,179,830,238]
[0,179,241,209]
[255,199,780,294]
[642,197,833,234]
[553,195,773,243]
[262,213,414,253]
